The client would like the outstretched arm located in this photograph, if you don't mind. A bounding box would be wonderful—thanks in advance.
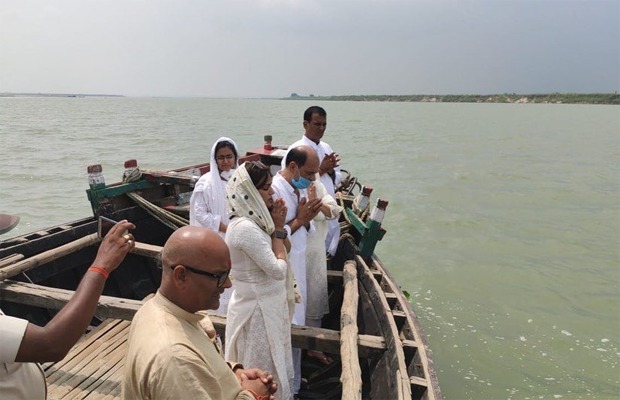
[15,220,135,362]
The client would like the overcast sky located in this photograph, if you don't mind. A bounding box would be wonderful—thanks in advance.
[1,0,618,97]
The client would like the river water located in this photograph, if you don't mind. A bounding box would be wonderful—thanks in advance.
[1,97,618,399]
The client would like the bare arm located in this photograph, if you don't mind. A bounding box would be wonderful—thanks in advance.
[15,220,135,362]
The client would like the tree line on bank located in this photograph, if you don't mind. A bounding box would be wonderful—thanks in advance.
[285,93,619,105]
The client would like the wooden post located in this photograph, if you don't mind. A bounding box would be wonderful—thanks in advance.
[341,260,362,400]
[0,233,101,282]
[131,242,163,258]
[0,253,25,269]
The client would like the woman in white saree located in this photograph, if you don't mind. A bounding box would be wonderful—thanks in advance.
[224,161,295,400]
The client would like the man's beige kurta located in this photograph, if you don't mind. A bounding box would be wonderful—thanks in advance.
[121,292,254,400]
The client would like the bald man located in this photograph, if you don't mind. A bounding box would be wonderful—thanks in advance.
[122,226,277,400]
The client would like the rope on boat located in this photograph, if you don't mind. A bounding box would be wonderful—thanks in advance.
[126,192,189,231]
[123,170,189,231]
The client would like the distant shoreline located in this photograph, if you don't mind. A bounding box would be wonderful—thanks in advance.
[2,92,617,105]
[283,93,619,105]
[0,93,124,98]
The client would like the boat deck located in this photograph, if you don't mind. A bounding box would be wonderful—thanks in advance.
[43,319,129,400]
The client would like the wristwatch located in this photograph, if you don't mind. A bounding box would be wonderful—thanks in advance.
[274,230,288,239]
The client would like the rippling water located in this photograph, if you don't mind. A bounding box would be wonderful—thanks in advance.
[1,98,618,399]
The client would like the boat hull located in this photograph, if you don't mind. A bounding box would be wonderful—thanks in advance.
[0,150,441,400]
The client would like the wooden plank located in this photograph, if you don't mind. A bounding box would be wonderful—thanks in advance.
[130,242,162,258]
[385,292,398,309]
[60,340,127,400]
[356,253,412,400]
[392,309,407,332]
[0,281,143,321]
[340,260,362,400]
[3,280,387,360]
[0,253,25,269]
[210,313,385,359]
[369,256,440,400]
[47,321,129,398]
[46,320,129,386]
[0,233,101,281]
[327,269,343,283]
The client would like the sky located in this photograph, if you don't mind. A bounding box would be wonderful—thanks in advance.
[0,0,618,98]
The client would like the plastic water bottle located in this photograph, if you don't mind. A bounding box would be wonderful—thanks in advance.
[87,164,105,190]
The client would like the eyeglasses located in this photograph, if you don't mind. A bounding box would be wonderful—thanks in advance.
[171,265,230,288]
[215,154,235,162]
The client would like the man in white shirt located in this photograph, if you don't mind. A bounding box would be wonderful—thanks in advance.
[270,145,322,394]
[289,106,342,256]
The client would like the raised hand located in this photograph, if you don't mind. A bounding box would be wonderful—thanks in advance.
[271,198,287,229]
[320,152,340,175]
[297,197,323,225]
[93,220,136,274]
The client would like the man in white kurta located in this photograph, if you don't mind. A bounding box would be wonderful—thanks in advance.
[288,106,342,256]
[305,178,342,328]
[270,145,322,394]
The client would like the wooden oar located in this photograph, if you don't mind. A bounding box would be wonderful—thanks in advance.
[0,213,20,235]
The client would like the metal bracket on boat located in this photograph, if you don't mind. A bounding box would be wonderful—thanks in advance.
[86,180,154,216]
[344,199,388,258]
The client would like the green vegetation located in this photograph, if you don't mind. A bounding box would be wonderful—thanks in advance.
[284,92,619,105]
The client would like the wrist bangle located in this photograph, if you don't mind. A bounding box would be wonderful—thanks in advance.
[88,266,109,279]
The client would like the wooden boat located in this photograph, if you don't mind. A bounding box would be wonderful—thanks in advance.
[0,138,441,400]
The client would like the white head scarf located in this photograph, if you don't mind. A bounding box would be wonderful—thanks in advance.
[225,161,275,235]
[204,137,239,215]
[208,136,239,180]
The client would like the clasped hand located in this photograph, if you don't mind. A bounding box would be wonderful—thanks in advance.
[235,368,277,399]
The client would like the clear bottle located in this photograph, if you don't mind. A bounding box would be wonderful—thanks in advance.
[353,185,373,213]
[87,164,105,190]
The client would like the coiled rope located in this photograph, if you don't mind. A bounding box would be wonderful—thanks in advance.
[123,169,189,231]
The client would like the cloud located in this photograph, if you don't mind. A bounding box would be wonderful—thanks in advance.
[0,0,618,96]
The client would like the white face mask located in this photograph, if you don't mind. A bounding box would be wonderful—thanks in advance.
[220,168,235,181]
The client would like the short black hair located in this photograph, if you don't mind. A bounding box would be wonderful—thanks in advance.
[285,146,308,168]
[303,106,326,122]
[214,141,238,160]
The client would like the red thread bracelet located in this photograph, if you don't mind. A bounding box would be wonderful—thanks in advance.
[88,266,109,279]
[245,389,269,400]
